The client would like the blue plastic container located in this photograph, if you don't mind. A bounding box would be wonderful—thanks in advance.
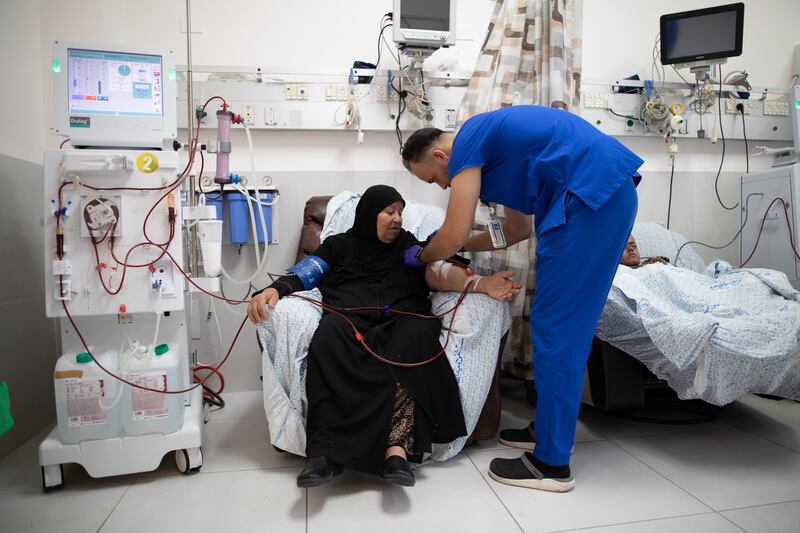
[226,192,273,245]
[203,194,223,221]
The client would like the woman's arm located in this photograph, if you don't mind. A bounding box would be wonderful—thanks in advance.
[425,261,522,302]
[247,274,305,324]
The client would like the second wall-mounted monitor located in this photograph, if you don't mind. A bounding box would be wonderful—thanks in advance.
[393,0,456,51]
[660,3,744,68]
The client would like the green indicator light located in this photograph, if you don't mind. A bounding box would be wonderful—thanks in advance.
[168,68,176,81]
[51,59,60,73]
[795,99,800,109]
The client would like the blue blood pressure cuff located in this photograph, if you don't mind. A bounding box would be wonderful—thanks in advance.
[287,255,329,290]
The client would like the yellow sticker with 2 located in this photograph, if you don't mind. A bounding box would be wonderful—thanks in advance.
[136,153,159,174]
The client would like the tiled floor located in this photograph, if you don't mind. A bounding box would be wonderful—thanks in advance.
[2,381,799,533]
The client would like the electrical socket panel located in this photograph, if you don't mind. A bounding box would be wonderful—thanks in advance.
[324,84,348,101]
[284,84,297,100]
[725,99,752,114]
[242,104,255,125]
[265,106,278,126]
[296,84,309,101]
[763,100,790,116]
[445,108,457,129]
[584,93,610,109]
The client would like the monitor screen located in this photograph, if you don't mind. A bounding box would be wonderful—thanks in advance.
[399,0,450,32]
[660,3,743,65]
[67,48,163,118]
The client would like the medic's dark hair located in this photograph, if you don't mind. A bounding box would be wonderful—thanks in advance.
[401,127,445,171]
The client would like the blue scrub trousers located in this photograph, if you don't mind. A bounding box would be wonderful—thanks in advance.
[531,179,638,466]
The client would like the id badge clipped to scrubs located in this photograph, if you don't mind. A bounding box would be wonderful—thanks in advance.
[485,202,507,249]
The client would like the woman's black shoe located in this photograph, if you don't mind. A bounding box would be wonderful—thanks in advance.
[296,456,343,488]
[382,455,415,487]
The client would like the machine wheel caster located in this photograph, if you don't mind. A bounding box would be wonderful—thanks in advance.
[175,447,203,474]
[41,464,64,492]
[202,401,210,424]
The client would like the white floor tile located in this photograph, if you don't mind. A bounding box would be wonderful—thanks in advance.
[722,500,800,533]
[307,454,522,533]
[0,463,132,533]
[201,416,305,473]
[560,513,742,533]
[207,390,265,421]
[469,442,710,533]
[723,396,800,453]
[615,427,800,511]
[578,404,731,440]
[99,468,306,533]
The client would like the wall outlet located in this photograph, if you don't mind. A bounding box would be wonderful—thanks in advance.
[242,104,255,125]
[725,99,752,114]
[52,260,72,276]
[376,84,388,102]
[445,108,457,129]
[265,106,277,126]
[284,84,296,100]
[763,100,790,116]
[296,84,308,100]
[584,93,610,109]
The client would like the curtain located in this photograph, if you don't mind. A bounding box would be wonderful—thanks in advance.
[458,0,582,124]
[461,0,583,379]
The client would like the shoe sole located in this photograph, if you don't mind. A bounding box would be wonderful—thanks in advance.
[488,469,575,493]
[296,469,343,488]
[498,437,535,450]
[383,472,416,487]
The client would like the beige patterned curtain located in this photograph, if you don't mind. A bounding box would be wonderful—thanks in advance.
[458,0,582,125]
[462,0,583,380]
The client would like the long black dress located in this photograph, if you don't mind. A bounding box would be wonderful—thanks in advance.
[267,186,466,475]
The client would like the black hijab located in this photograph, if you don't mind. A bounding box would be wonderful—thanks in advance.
[324,185,417,284]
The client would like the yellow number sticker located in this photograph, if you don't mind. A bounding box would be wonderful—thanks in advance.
[136,153,159,174]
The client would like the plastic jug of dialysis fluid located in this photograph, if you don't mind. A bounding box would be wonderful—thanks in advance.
[122,343,184,436]
[54,350,122,444]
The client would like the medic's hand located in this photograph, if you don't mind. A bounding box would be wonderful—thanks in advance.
[483,271,522,302]
[403,244,426,268]
[247,288,279,324]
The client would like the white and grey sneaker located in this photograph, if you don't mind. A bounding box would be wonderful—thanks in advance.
[489,452,575,493]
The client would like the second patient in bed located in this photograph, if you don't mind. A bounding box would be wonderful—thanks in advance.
[620,235,671,268]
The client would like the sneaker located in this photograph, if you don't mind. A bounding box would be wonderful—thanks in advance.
[498,424,537,450]
[488,452,575,493]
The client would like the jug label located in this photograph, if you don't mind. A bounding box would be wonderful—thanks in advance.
[130,371,169,420]
[65,378,107,427]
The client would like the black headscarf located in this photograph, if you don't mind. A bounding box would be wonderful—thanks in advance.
[323,185,417,284]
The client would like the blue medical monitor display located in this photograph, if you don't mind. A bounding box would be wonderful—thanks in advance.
[68,49,163,117]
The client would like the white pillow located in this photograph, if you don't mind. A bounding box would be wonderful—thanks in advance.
[631,221,706,273]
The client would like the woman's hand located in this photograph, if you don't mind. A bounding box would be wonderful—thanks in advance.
[480,271,522,302]
[247,288,280,324]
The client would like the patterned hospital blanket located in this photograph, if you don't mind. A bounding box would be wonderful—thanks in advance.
[596,261,800,405]
[258,191,511,460]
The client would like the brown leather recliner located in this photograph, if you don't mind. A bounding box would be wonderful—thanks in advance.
[295,195,505,442]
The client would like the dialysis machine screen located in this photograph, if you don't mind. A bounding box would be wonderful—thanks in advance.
[67,49,164,118]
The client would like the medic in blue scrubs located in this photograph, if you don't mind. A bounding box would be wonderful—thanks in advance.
[401,105,642,493]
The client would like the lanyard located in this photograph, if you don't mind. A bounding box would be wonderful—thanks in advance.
[482,201,507,249]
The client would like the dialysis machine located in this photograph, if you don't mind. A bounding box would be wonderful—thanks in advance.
[740,86,800,287]
[39,41,243,490]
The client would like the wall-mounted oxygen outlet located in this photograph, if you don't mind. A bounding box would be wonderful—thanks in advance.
[242,104,255,125]
[150,260,177,297]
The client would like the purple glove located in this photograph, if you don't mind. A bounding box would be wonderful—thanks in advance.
[403,244,426,268]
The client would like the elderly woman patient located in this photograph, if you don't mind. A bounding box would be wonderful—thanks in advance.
[248,185,521,488]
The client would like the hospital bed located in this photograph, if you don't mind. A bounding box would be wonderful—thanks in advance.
[256,192,511,461]
[588,222,800,409]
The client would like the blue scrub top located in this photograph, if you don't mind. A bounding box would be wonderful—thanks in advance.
[447,106,643,236]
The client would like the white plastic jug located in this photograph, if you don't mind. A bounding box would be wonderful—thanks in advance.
[54,350,121,444]
[122,343,184,435]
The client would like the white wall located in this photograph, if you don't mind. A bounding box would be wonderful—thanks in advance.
[6,0,799,399]
[583,0,800,264]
